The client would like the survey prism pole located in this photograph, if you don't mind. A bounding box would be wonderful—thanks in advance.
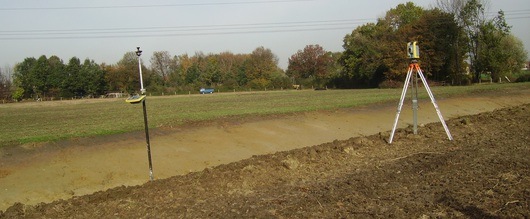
[141,97,153,181]
[137,47,146,95]
[126,47,154,181]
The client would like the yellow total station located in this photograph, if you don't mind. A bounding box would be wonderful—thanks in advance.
[407,41,420,59]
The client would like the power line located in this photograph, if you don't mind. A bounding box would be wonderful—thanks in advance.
[0,26,359,40]
[0,19,374,34]
[0,8,527,40]
[505,15,530,20]
[485,9,530,18]
[486,9,530,14]
[0,0,314,11]
[0,19,372,40]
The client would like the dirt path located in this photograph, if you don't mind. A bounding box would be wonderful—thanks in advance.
[0,92,529,211]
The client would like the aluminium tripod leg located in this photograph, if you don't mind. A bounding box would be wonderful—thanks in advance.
[389,67,414,144]
[416,67,453,141]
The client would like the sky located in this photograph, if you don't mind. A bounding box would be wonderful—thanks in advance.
[0,0,529,72]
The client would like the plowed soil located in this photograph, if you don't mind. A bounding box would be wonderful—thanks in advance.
[1,91,529,218]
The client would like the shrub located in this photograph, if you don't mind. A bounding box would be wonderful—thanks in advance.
[515,73,530,82]
[12,87,24,102]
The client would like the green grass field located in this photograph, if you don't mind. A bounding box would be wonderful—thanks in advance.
[1,83,528,147]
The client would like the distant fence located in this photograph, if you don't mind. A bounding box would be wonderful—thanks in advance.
[105,92,125,98]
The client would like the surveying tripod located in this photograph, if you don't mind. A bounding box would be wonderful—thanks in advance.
[388,59,453,144]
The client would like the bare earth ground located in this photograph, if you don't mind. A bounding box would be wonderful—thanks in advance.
[0,90,529,218]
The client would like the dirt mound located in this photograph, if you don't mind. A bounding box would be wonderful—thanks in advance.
[2,104,528,218]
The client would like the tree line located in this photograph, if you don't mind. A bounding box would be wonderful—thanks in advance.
[337,0,527,88]
[2,0,527,101]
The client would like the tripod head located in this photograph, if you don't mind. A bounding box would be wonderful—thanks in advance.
[407,41,420,60]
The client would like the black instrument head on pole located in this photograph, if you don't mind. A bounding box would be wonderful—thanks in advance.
[136,47,142,57]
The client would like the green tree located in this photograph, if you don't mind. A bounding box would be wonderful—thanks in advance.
[244,47,282,89]
[47,56,65,97]
[169,54,192,88]
[146,48,284,91]
[103,64,125,93]
[500,35,528,76]
[379,2,425,80]
[436,0,519,83]
[33,55,51,98]
[81,59,107,97]
[201,54,221,86]
[0,68,12,100]
[339,23,389,88]
[13,55,53,99]
[412,9,467,84]
[384,2,424,30]
[287,44,334,88]
[474,10,519,80]
[106,52,148,94]
[13,57,37,98]
[12,87,24,101]
[339,2,474,87]
[460,0,487,81]
[339,2,426,88]
[184,52,207,86]
[150,51,173,86]
[185,62,201,85]
[217,52,248,89]
[13,55,108,99]
[64,57,82,97]
[435,0,470,82]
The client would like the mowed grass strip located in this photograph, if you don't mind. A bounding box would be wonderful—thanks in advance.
[1,83,528,147]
